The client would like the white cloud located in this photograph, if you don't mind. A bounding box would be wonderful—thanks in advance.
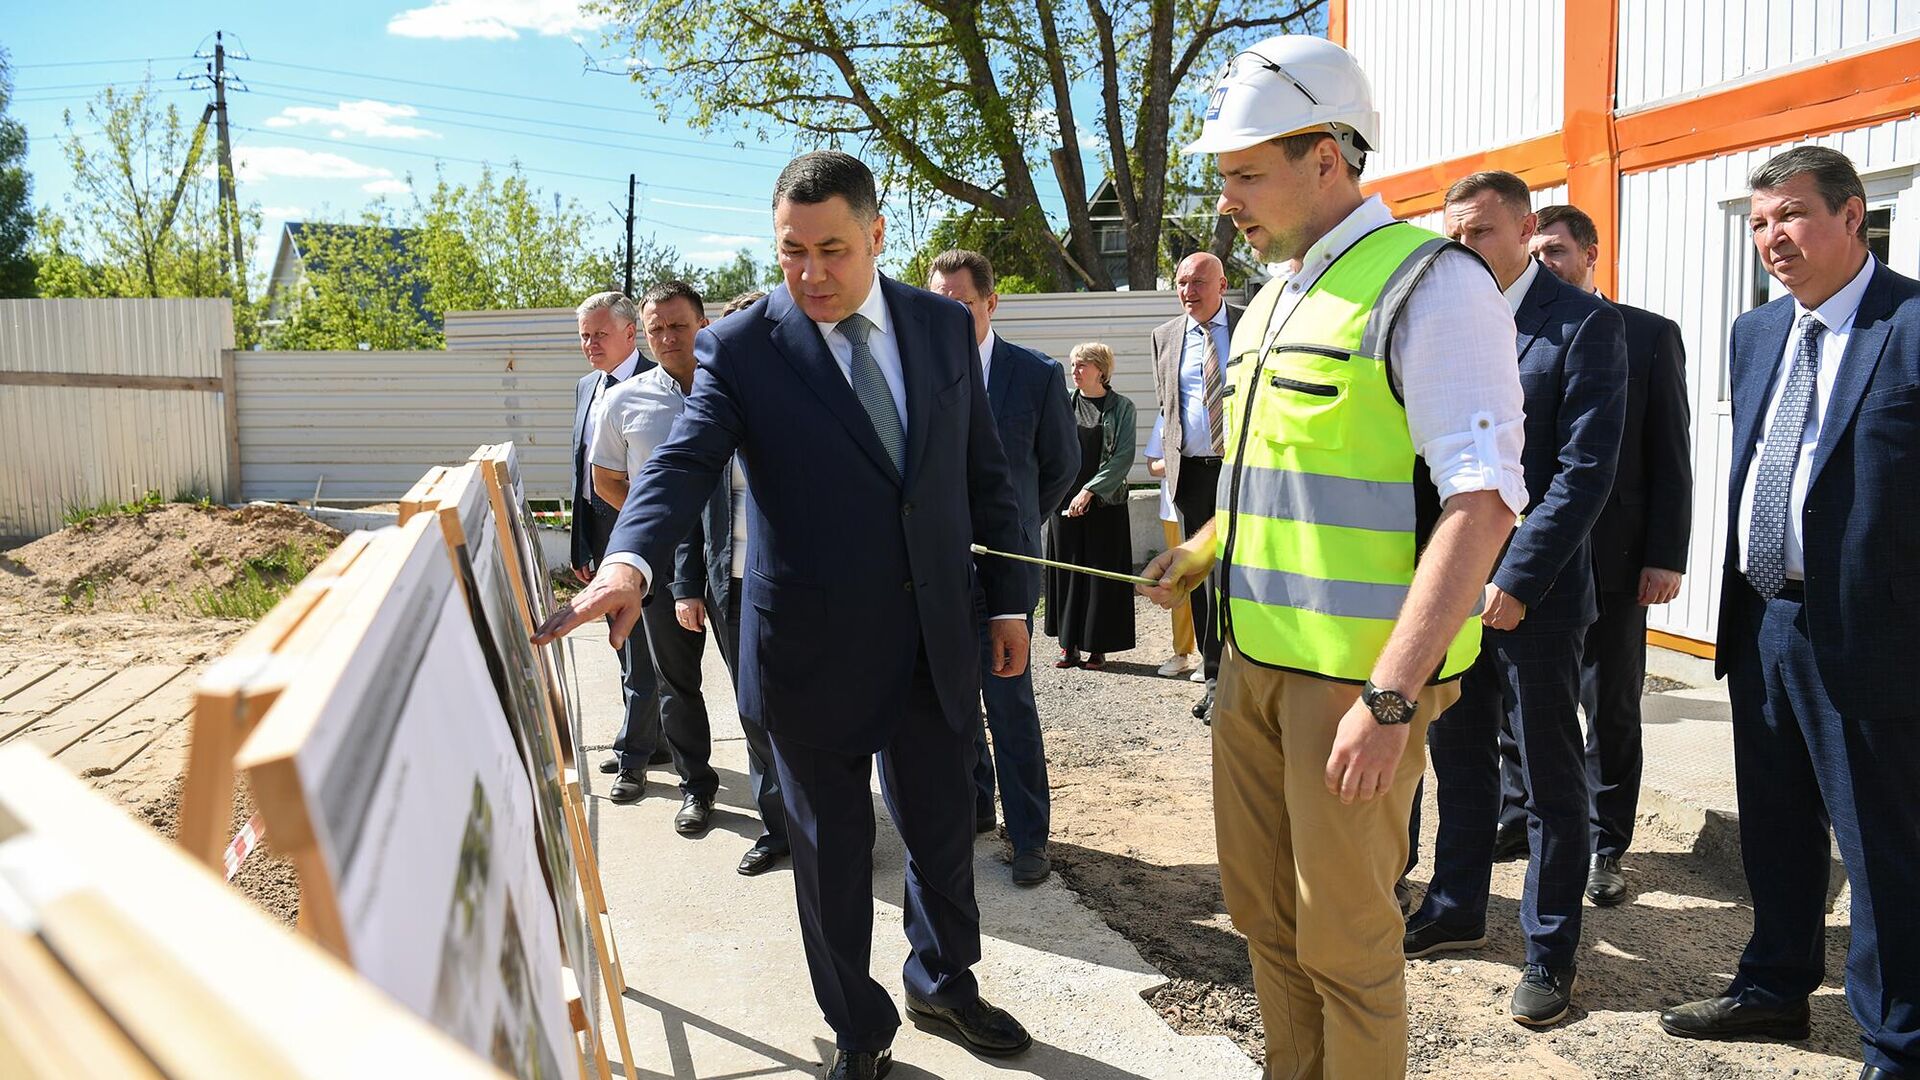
[387,0,601,40]
[261,100,438,140]
[229,146,395,183]
[686,247,759,266]
[362,179,414,196]
[694,234,761,249]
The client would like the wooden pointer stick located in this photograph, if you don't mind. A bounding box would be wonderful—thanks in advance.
[969,544,1161,587]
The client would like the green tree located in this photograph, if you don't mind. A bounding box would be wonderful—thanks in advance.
[901,208,1059,293]
[33,82,258,324]
[592,0,1321,291]
[0,49,34,297]
[414,165,616,315]
[695,247,779,304]
[263,217,441,351]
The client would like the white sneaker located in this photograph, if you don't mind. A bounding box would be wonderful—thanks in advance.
[1189,667,1207,683]
[1157,653,1196,677]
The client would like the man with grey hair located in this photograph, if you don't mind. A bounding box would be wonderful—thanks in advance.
[571,290,666,789]
[1659,146,1920,1080]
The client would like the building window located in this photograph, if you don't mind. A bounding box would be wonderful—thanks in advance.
[1098,227,1127,255]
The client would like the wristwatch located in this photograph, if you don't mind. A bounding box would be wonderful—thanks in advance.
[1361,681,1417,725]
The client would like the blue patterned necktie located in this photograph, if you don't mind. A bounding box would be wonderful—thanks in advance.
[836,313,906,476]
[1746,312,1824,599]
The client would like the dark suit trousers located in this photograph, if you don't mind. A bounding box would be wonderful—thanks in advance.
[1494,591,1649,859]
[1420,626,1590,970]
[1174,456,1224,680]
[610,622,663,771]
[637,590,720,798]
[708,580,788,851]
[971,578,1050,854]
[771,648,982,1052]
[1727,588,1920,1073]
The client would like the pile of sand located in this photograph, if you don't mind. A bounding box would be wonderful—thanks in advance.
[0,503,343,615]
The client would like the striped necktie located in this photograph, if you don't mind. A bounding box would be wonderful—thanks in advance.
[1745,312,1824,599]
[1199,322,1225,455]
[836,313,906,476]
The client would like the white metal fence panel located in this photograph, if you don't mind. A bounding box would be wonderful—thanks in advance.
[234,350,580,503]
[1616,0,1920,112]
[0,299,235,541]
[1348,0,1565,178]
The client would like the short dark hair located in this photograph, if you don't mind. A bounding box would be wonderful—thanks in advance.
[721,290,766,317]
[1535,204,1599,250]
[1749,146,1868,242]
[772,151,879,222]
[640,279,704,316]
[1445,170,1533,214]
[928,248,995,295]
[1275,130,1364,180]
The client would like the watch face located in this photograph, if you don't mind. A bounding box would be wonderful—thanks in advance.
[1369,687,1413,724]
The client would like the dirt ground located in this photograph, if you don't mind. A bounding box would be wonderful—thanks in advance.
[1026,594,1861,1079]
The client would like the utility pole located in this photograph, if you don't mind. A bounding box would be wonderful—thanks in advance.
[623,174,637,298]
[189,31,249,302]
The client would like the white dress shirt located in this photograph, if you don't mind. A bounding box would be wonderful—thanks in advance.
[590,364,690,482]
[813,274,908,435]
[1145,415,1177,523]
[1255,195,1529,515]
[1178,303,1233,457]
[978,329,997,390]
[1736,253,1876,580]
[1501,258,1542,315]
[584,348,642,461]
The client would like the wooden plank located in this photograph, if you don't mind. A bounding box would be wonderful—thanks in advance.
[0,667,114,742]
[0,921,166,1080]
[57,677,198,778]
[14,665,187,758]
[0,663,58,702]
[0,371,224,392]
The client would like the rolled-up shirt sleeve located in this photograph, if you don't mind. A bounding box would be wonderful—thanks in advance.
[588,389,632,475]
[1391,249,1529,518]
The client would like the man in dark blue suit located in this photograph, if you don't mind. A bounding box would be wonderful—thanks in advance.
[1659,147,1920,1080]
[569,292,664,794]
[1407,170,1626,1027]
[1514,204,1693,907]
[537,152,1035,1080]
[926,249,1077,888]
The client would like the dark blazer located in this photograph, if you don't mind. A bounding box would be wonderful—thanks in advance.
[1588,301,1693,592]
[669,464,739,616]
[987,335,1078,554]
[569,359,654,569]
[607,277,1029,754]
[1492,263,1628,630]
[1715,259,1920,721]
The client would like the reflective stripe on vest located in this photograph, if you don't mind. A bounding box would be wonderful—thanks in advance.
[1214,221,1482,684]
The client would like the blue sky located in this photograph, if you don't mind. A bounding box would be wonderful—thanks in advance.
[8,0,1070,279]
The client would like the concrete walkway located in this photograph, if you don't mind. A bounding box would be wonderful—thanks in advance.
[563,627,1258,1080]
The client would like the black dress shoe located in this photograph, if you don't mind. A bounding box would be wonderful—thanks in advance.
[904,992,1032,1056]
[825,1049,891,1079]
[738,840,785,876]
[1860,1067,1893,1080]
[608,770,644,804]
[599,756,620,774]
[1191,682,1215,720]
[1492,821,1528,861]
[1010,849,1051,886]
[1659,995,1811,1041]
[975,813,997,835]
[1587,854,1628,906]
[648,747,673,766]
[675,793,715,836]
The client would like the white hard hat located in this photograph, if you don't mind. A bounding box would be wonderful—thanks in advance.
[1183,35,1379,164]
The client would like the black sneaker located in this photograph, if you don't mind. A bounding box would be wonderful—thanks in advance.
[1403,915,1487,959]
[1511,963,1576,1027]
[1586,854,1628,906]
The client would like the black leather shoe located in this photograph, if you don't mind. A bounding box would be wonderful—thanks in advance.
[608,770,644,804]
[1659,995,1811,1041]
[1010,849,1051,886]
[825,1049,891,1079]
[674,793,714,835]
[1191,682,1215,720]
[738,841,785,876]
[1492,821,1528,861]
[1860,1067,1893,1080]
[904,993,1032,1057]
[976,813,997,835]
[599,755,620,774]
[1587,854,1628,906]
[1404,915,1487,959]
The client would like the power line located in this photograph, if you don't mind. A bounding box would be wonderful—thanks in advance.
[12,56,194,69]
[245,55,712,127]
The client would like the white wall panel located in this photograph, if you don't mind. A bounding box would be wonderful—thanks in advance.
[1349,0,1565,177]
[0,299,235,541]
[1616,116,1919,643]
[1617,0,1920,111]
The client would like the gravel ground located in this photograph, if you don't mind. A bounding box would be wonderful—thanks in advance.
[1022,594,1861,1079]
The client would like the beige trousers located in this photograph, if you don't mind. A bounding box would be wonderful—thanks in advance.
[1162,519,1197,655]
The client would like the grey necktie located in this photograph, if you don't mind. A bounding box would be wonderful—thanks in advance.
[836,313,905,476]
[1746,312,1824,599]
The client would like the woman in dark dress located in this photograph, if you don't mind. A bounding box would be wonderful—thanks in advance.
[1045,342,1137,668]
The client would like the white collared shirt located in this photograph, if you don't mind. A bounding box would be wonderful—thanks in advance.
[1177,302,1233,457]
[1145,414,1177,523]
[590,363,689,482]
[813,273,908,435]
[583,348,642,460]
[1736,253,1877,580]
[1502,258,1542,315]
[978,329,998,391]
[1257,195,1529,515]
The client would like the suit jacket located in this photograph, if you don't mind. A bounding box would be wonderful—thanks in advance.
[569,360,655,569]
[1150,302,1245,504]
[1715,259,1920,722]
[1492,263,1627,631]
[987,335,1078,555]
[1588,301,1693,593]
[608,277,1029,754]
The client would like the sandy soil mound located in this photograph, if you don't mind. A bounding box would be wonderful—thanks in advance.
[0,503,342,614]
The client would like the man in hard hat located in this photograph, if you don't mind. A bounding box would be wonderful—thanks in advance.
[1140,35,1527,1077]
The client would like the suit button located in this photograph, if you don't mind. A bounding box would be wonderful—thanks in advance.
[904,580,915,592]
[902,502,915,517]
